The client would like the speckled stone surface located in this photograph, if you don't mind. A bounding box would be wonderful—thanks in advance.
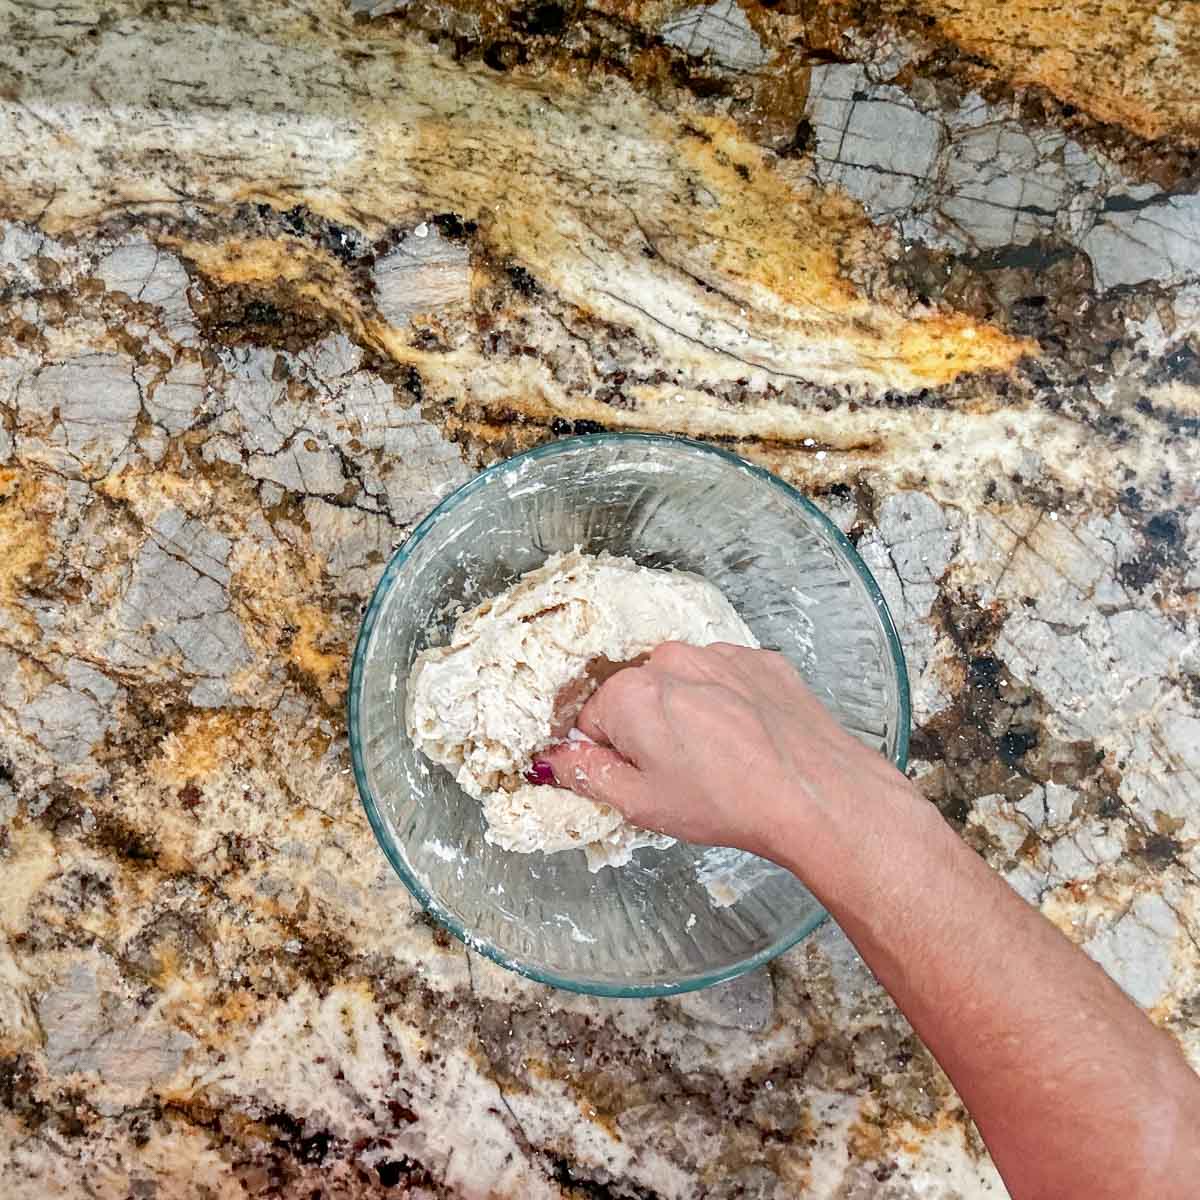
[0,1,1197,1196]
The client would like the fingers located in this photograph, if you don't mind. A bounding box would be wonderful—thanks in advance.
[574,641,742,748]
[573,663,656,747]
[572,641,790,752]
[703,640,756,659]
[647,640,699,668]
[707,642,810,697]
[646,640,732,677]
[537,742,650,815]
[653,640,775,685]
[706,641,787,677]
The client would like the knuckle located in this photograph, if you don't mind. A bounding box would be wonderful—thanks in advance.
[706,641,741,658]
[584,667,655,733]
[651,640,698,668]
[608,666,656,705]
[710,640,744,653]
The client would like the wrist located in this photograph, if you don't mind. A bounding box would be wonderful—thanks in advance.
[771,765,938,897]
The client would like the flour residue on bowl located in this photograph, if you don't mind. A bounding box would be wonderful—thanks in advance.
[550,912,598,944]
[423,838,461,864]
[696,845,778,908]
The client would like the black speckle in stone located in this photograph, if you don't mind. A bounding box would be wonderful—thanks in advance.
[505,264,539,296]
[280,206,308,237]
[572,418,605,435]
[1140,832,1182,869]
[400,365,424,402]
[376,1158,434,1188]
[512,2,565,36]
[998,729,1038,765]
[296,1131,331,1165]
[550,417,572,435]
[320,221,365,265]
[1160,342,1200,386]
[432,213,477,241]
[483,40,525,71]
[1118,509,1186,591]
[0,1057,46,1129]
[1145,511,1182,547]
[967,655,1002,691]
[1119,485,1143,514]
[244,300,282,326]
[778,117,814,159]
[548,1155,661,1199]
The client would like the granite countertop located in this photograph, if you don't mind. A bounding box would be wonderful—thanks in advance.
[0,1,1197,1196]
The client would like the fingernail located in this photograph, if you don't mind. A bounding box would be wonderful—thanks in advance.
[524,758,555,786]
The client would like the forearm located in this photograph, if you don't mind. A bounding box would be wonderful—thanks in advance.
[543,640,1200,1195]
[778,775,1200,1199]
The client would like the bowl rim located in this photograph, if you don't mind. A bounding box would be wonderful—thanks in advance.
[348,432,911,996]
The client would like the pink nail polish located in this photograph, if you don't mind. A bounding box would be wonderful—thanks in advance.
[524,758,555,786]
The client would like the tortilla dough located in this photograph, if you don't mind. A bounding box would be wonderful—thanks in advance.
[406,550,758,869]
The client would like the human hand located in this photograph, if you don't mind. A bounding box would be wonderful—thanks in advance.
[548,647,1200,1200]
[538,641,909,864]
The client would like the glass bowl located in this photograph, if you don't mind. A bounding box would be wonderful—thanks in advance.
[349,434,909,996]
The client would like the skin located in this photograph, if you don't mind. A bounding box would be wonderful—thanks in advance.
[539,642,1200,1200]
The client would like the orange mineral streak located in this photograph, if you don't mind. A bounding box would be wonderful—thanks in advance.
[907,0,1200,145]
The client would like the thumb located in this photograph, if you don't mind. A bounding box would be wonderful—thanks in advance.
[537,742,647,816]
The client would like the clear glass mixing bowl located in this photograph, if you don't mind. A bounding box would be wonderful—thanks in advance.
[349,434,909,995]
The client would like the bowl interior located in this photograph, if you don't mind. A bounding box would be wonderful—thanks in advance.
[349,434,908,995]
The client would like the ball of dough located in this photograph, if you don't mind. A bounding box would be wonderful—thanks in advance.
[406,549,757,869]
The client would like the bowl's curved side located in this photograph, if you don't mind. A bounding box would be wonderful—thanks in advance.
[347,432,911,996]
[688,439,912,771]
